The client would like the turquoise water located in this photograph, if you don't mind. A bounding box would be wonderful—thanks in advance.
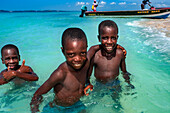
[0,12,169,113]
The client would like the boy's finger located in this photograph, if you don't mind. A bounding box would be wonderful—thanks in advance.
[22,59,25,66]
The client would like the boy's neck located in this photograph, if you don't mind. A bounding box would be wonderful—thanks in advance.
[101,47,116,60]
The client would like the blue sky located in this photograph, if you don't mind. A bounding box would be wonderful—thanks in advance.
[0,0,170,11]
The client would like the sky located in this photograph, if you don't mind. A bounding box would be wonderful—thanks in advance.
[0,0,170,11]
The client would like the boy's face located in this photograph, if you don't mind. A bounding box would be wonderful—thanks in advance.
[99,26,118,53]
[1,48,20,70]
[62,39,87,70]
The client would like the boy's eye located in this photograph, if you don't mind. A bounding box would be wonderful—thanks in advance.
[111,37,117,40]
[5,57,10,61]
[67,53,75,57]
[81,52,86,56]
[102,37,108,40]
[12,57,18,60]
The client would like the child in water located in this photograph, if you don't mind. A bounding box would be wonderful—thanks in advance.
[30,28,99,112]
[86,20,134,88]
[0,44,38,85]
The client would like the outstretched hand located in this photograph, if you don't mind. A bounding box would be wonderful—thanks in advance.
[84,84,93,96]
[17,59,31,73]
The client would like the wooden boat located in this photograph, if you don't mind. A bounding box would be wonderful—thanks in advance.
[85,7,170,19]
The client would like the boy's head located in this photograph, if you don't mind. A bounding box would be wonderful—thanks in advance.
[98,20,118,53]
[61,28,88,70]
[1,44,20,70]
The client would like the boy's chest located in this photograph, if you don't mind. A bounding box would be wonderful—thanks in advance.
[94,53,122,67]
[63,72,86,91]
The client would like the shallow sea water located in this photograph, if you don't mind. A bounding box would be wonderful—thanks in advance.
[0,12,169,113]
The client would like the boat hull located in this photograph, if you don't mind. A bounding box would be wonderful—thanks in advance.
[85,8,170,19]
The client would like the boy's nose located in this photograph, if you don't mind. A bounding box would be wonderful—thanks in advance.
[74,56,81,62]
[9,58,14,63]
[107,38,113,44]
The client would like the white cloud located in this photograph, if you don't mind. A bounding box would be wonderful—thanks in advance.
[119,2,126,5]
[98,1,106,7]
[130,3,136,5]
[156,4,167,7]
[110,2,116,5]
[76,2,85,6]
[86,2,90,5]
[100,1,106,5]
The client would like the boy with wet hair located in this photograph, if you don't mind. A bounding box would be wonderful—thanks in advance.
[30,28,99,112]
[87,20,134,87]
[0,44,38,85]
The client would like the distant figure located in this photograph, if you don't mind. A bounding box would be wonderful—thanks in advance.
[141,0,151,10]
[92,0,98,12]
[30,28,100,112]
[0,44,38,85]
[79,5,87,17]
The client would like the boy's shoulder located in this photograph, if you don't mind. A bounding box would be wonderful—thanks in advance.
[50,62,68,81]
[116,44,127,58]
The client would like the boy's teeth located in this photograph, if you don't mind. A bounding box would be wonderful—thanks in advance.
[74,64,81,66]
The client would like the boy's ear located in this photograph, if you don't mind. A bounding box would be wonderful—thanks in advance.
[61,47,64,55]
[98,35,101,42]
[1,58,4,64]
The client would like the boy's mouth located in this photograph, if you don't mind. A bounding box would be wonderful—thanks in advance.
[106,46,113,51]
[8,65,16,69]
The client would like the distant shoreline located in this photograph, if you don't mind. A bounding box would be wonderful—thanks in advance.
[0,10,78,13]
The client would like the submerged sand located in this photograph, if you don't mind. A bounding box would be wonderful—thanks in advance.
[138,17,170,37]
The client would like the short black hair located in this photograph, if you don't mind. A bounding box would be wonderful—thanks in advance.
[1,44,19,57]
[98,20,118,35]
[62,28,87,48]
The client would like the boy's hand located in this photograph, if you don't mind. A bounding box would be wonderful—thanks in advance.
[17,59,31,73]
[3,67,16,81]
[84,84,93,96]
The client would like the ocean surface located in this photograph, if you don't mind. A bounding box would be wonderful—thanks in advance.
[0,12,169,113]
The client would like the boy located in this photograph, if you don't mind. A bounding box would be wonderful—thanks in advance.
[0,44,38,85]
[87,20,134,87]
[30,28,99,112]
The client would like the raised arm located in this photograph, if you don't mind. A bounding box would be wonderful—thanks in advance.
[16,60,38,81]
[30,67,65,112]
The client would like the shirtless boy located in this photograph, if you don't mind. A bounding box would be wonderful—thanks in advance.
[88,20,133,87]
[30,28,99,112]
[0,44,38,85]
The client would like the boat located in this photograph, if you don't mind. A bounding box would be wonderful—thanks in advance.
[85,7,170,19]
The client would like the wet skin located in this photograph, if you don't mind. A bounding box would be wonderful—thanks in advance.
[30,39,99,112]
[0,48,38,85]
[90,26,128,83]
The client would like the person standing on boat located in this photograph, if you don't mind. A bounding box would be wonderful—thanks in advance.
[141,0,151,10]
[92,0,98,12]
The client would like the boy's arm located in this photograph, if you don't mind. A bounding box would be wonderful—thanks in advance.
[87,45,100,60]
[0,69,16,85]
[0,71,9,85]
[120,54,135,89]
[16,60,38,81]
[84,56,94,96]
[84,45,100,96]
[30,68,64,112]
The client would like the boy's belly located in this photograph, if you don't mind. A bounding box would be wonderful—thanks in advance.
[54,91,83,107]
[95,71,119,83]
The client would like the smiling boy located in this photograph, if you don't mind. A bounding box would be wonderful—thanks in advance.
[88,20,133,86]
[30,28,99,112]
[0,44,38,85]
